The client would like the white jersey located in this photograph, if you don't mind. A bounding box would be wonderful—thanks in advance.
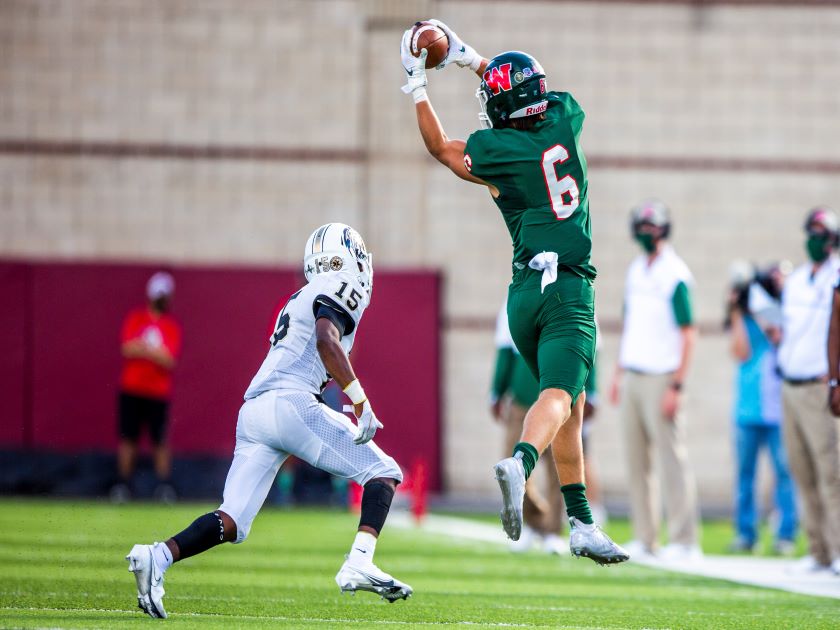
[244,271,369,399]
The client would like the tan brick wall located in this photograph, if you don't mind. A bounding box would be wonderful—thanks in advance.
[3,0,840,506]
[0,0,365,146]
[0,155,362,260]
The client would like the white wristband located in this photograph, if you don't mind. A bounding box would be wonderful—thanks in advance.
[412,87,428,104]
[343,379,367,405]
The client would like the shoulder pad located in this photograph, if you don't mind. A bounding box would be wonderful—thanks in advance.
[311,273,368,319]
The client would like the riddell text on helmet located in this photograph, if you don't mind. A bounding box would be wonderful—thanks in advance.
[526,103,547,116]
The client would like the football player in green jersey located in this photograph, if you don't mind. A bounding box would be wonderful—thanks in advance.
[401,21,628,565]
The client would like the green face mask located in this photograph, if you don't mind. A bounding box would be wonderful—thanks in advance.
[635,233,657,253]
[806,234,831,263]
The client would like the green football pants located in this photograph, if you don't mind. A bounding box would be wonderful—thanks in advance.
[506,269,596,404]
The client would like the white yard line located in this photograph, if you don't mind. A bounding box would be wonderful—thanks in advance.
[630,552,840,600]
[389,511,510,545]
[0,606,601,628]
[389,511,840,600]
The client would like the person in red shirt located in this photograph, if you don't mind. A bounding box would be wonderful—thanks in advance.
[111,271,182,502]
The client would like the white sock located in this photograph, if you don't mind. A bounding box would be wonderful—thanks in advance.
[590,502,609,526]
[572,517,596,531]
[153,542,173,573]
[348,531,377,562]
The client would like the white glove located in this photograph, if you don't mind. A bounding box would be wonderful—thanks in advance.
[344,401,384,445]
[400,29,429,103]
[427,19,482,71]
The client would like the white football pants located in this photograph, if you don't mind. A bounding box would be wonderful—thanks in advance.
[218,390,402,543]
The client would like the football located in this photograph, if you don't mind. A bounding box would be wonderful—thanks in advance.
[410,21,449,68]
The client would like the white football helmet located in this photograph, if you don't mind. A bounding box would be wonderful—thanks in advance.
[303,223,374,296]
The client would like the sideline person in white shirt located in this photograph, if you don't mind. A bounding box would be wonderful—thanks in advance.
[779,206,840,575]
[609,200,700,562]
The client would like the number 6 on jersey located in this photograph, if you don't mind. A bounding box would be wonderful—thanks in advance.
[542,144,579,220]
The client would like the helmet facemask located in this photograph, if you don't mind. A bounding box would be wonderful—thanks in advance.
[358,252,374,298]
[476,87,492,129]
[340,226,374,298]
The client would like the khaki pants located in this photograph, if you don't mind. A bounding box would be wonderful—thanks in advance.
[781,382,840,565]
[502,398,565,535]
[621,371,699,549]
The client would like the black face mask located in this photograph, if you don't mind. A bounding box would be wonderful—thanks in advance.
[151,297,171,312]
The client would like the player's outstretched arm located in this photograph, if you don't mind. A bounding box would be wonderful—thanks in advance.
[315,317,383,444]
[415,100,487,185]
[402,45,496,191]
[415,97,497,192]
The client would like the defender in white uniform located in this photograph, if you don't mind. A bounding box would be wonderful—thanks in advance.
[125,224,412,619]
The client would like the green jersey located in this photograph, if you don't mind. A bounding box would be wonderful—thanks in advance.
[464,91,595,280]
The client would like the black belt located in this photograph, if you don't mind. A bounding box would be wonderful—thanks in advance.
[783,377,824,386]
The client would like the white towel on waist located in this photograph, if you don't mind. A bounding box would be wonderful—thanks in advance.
[528,251,559,293]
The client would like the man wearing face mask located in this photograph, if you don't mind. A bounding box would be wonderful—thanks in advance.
[111,271,182,503]
[779,207,840,575]
[609,200,700,561]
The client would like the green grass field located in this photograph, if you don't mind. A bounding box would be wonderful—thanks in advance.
[1,499,836,629]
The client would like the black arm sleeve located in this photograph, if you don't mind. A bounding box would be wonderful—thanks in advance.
[313,295,355,337]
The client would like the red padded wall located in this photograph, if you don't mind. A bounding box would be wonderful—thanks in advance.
[13,261,441,489]
[0,264,27,448]
[30,263,151,452]
[165,267,301,458]
[348,272,442,490]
